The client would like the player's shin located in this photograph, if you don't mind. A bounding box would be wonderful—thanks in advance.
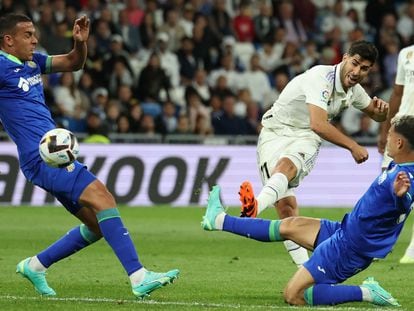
[97,208,143,275]
[304,284,362,306]
[36,224,100,268]
[256,173,288,215]
[222,216,283,242]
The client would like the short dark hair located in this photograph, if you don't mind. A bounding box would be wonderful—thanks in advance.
[0,13,32,39]
[392,115,414,149]
[347,40,378,64]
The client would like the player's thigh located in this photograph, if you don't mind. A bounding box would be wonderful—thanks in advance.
[257,128,320,187]
[31,161,96,214]
[304,232,372,284]
[280,217,321,250]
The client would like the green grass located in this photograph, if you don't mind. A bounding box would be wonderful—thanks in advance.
[0,206,412,310]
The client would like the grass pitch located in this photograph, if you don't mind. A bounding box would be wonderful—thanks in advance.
[0,205,412,310]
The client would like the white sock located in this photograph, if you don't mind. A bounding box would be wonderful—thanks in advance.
[257,173,289,215]
[283,240,309,267]
[404,224,414,258]
[129,267,147,286]
[360,286,372,302]
[215,212,226,230]
[28,256,47,272]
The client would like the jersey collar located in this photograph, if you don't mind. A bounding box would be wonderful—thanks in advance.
[334,62,346,94]
[0,50,23,65]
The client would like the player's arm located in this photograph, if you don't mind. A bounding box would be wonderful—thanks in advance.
[394,171,413,211]
[378,84,404,154]
[361,96,389,122]
[308,104,368,164]
[50,16,90,73]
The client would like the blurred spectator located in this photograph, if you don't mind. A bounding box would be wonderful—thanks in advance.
[54,72,90,120]
[276,0,307,45]
[84,34,105,86]
[365,0,397,32]
[37,4,56,54]
[186,88,212,132]
[125,0,145,27]
[208,52,242,93]
[180,3,195,38]
[258,41,283,74]
[319,0,355,42]
[117,84,138,110]
[155,100,178,134]
[156,32,181,88]
[174,113,192,134]
[106,100,122,133]
[93,19,113,56]
[263,70,289,110]
[241,53,272,109]
[192,14,217,71]
[139,114,156,135]
[233,1,255,42]
[254,1,277,44]
[139,11,157,50]
[91,87,110,115]
[292,0,317,36]
[212,93,249,135]
[83,109,110,144]
[115,8,142,53]
[245,101,262,135]
[177,36,199,86]
[351,113,377,145]
[107,0,126,23]
[194,113,213,136]
[397,2,414,46]
[302,40,320,69]
[208,0,235,44]
[158,8,186,52]
[25,0,41,23]
[190,69,211,104]
[108,57,135,96]
[136,52,172,102]
[382,38,399,88]
[52,0,67,24]
[128,103,143,132]
[117,114,131,135]
[210,75,234,99]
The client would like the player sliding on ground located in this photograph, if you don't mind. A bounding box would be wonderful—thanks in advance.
[202,115,414,307]
[0,13,178,299]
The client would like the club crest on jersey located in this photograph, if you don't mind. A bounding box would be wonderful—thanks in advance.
[378,171,387,184]
[27,61,37,68]
[321,89,329,102]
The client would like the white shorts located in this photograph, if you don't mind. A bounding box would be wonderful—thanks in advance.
[257,127,321,199]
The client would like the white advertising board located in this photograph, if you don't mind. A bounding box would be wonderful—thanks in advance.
[0,143,382,207]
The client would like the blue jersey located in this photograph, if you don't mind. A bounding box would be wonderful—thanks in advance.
[0,51,54,178]
[343,162,414,258]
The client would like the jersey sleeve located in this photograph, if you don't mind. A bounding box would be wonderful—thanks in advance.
[351,84,371,110]
[393,170,414,213]
[32,52,52,74]
[395,49,406,86]
[302,69,333,111]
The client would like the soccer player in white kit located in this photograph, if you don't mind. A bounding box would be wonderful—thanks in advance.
[378,45,414,264]
[239,41,390,267]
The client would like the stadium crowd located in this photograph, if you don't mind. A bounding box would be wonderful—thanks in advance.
[0,0,412,143]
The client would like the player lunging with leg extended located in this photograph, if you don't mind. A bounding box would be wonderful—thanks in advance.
[0,14,178,299]
[239,41,389,267]
[204,115,414,306]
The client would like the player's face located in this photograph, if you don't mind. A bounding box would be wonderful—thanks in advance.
[8,22,38,61]
[340,54,373,91]
[386,125,400,159]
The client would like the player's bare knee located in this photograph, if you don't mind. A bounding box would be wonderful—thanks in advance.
[279,217,296,237]
[283,287,305,306]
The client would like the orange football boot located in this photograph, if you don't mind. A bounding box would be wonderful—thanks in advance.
[239,181,258,218]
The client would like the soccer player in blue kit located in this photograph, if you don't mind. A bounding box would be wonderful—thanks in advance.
[202,115,414,307]
[0,14,179,298]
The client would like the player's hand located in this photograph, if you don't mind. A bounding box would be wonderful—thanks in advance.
[73,15,90,43]
[350,144,369,164]
[371,96,389,118]
[394,171,411,197]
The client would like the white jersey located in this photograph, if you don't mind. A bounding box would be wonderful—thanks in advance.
[262,63,371,139]
[395,45,414,116]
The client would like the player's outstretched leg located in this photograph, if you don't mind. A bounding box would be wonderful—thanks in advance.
[361,277,400,307]
[132,269,180,299]
[16,257,56,296]
[201,185,226,231]
[239,181,258,218]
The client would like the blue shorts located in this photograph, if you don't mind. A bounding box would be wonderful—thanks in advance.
[304,219,373,284]
[25,160,96,214]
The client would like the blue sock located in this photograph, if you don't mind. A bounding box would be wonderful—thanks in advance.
[97,208,142,275]
[304,284,363,305]
[223,215,283,241]
[37,224,100,268]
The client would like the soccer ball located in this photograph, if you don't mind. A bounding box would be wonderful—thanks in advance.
[39,128,79,168]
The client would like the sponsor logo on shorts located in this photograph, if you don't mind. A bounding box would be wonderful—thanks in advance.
[317,266,326,274]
